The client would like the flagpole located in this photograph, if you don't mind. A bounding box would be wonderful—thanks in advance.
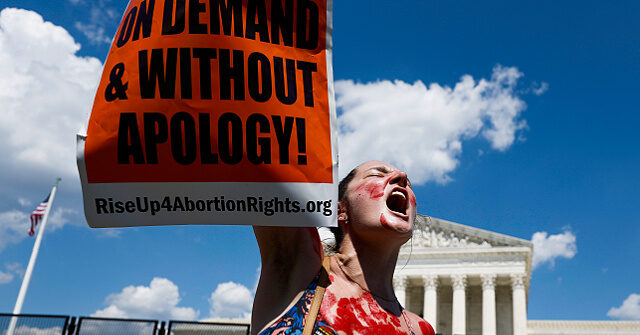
[7,178,61,335]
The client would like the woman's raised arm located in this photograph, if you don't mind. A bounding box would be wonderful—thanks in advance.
[251,226,323,333]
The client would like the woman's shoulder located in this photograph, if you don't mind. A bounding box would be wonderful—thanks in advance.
[404,310,435,335]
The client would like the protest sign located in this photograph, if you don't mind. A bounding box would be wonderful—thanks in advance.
[77,0,338,228]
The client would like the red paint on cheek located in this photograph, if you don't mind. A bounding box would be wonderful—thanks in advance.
[328,274,334,283]
[354,180,386,199]
[409,193,417,207]
[380,213,392,230]
[419,321,435,335]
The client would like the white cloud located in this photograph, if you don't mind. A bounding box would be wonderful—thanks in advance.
[97,229,123,238]
[47,207,80,230]
[74,0,119,45]
[6,262,25,279]
[75,320,155,335]
[9,326,64,335]
[17,197,32,207]
[74,21,111,44]
[336,65,530,184]
[0,207,77,253]
[532,82,549,95]
[0,8,103,188]
[531,229,577,269]
[0,269,13,284]
[93,277,199,320]
[209,282,253,319]
[608,294,640,320]
[0,262,24,284]
[0,210,29,253]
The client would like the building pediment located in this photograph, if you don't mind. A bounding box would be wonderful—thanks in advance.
[402,215,532,250]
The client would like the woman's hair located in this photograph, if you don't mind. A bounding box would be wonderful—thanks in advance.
[328,167,359,252]
[338,167,358,201]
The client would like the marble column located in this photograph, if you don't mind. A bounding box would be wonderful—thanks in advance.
[393,276,408,308]
[511,273,527,335]
[481,274,497,335]
[422,274,438,327]
[451,274,467,335]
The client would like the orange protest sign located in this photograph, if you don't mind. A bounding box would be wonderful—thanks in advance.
[77,0,338,228]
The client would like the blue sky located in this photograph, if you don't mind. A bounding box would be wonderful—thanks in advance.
[1,0,639,322]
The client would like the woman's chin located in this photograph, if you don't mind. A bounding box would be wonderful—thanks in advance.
[380,212,413,234]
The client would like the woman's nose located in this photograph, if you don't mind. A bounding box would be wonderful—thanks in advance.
[389,171,408,187]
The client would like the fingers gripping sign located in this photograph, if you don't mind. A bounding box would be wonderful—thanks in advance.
[105,63,128,102]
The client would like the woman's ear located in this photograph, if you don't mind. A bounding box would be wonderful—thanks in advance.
[337,201,348,224]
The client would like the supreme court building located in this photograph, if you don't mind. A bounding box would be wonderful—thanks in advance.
[394,215,640,335]
[208,215,640,334]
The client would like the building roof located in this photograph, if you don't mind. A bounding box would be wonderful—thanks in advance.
[414,215,533,248]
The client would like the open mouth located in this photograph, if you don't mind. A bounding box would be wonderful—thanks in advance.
[386,189,408,216]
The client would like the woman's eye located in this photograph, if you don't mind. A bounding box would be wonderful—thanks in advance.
[367,174,384,178]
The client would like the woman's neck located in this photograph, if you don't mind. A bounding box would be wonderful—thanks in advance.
[335,233,400,302]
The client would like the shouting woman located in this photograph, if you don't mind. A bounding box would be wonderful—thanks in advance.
[252,161,435,335]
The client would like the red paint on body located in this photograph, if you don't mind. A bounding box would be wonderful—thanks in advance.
[323,289,337,306]
[322,290,410,334]
[419,321,435,335]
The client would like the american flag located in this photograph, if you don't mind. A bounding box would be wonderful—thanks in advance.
[29,193,51,236]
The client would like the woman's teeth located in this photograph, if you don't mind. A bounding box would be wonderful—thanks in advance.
[392,190,406,200]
